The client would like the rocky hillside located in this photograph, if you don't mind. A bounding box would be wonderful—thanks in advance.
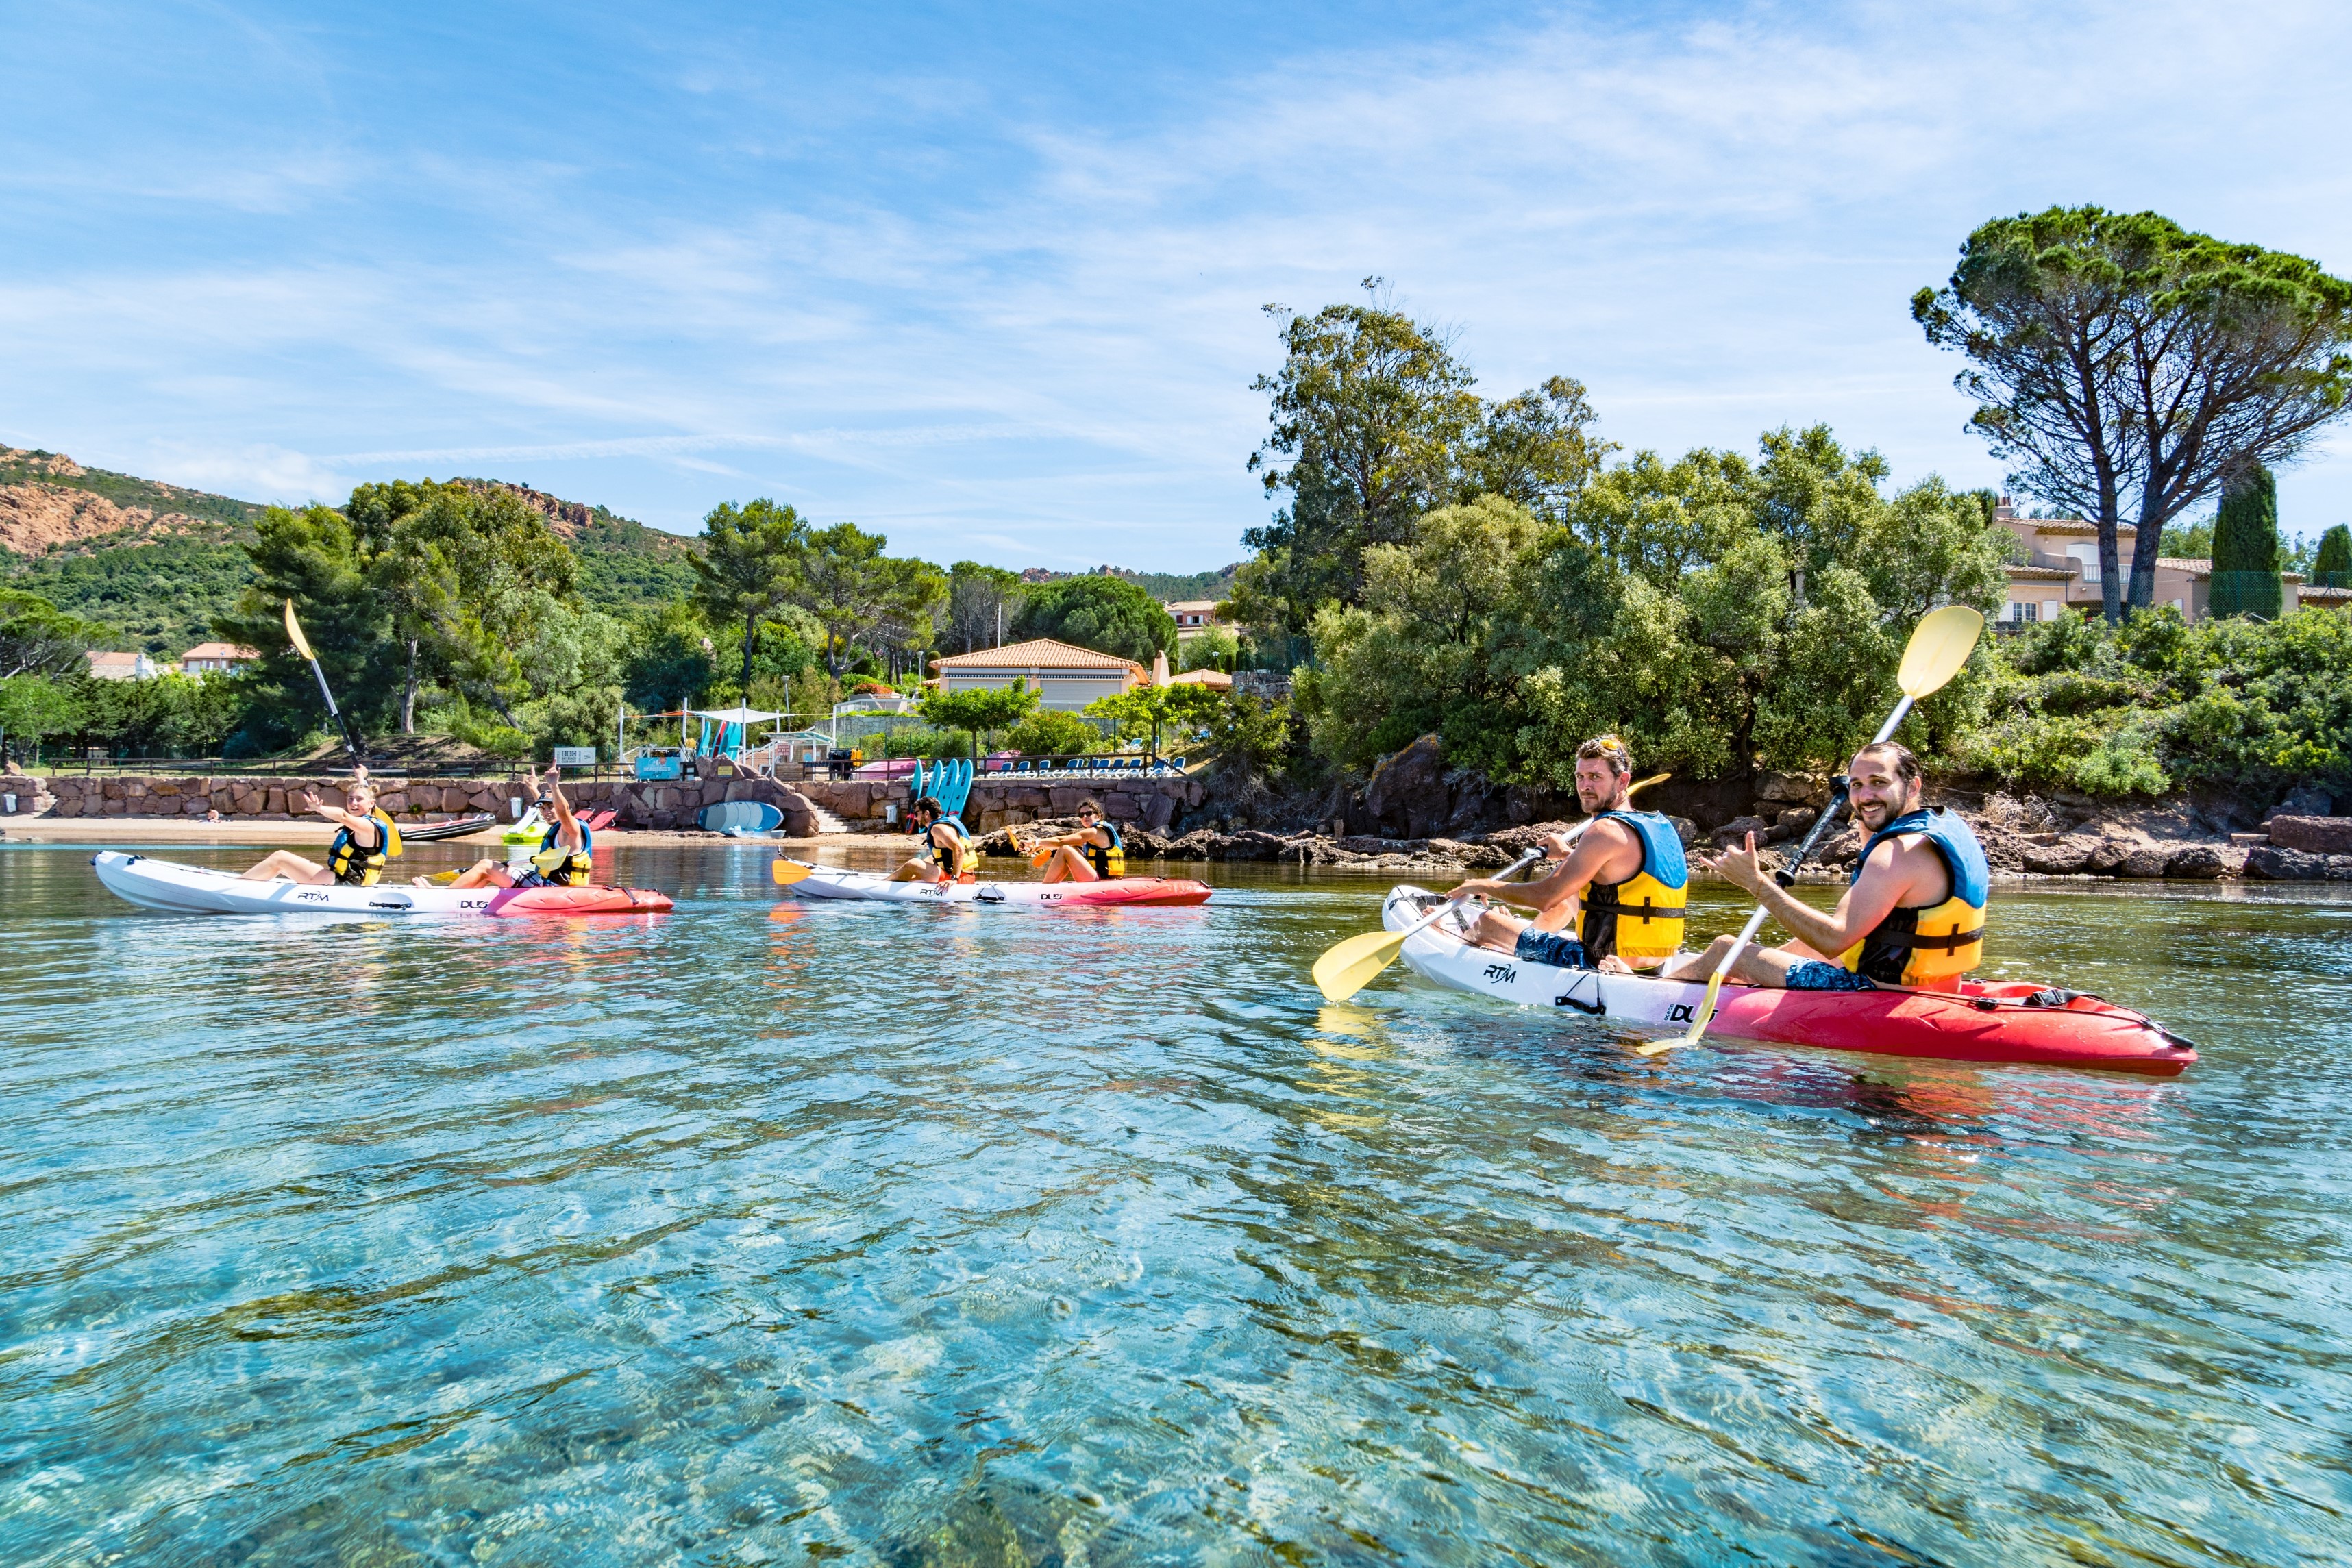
[0,447,265,556]
[1,449,697,651]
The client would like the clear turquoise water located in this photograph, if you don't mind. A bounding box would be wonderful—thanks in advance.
[3,841,2350,1566]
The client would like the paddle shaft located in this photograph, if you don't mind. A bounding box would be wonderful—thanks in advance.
[1387,847,1544,945]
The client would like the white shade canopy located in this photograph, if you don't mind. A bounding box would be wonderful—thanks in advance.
[688,706,783,723]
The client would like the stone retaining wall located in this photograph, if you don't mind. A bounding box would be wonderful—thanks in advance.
[794,773,1205,834]
[36,772,820,836]
[30,767,1207,837]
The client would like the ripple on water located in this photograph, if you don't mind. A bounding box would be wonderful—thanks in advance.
[1,845,2348,1565]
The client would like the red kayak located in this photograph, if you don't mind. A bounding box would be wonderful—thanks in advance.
[1694,980,2197,1075]
[486,884,674,917]
[1383,886,2197,1075]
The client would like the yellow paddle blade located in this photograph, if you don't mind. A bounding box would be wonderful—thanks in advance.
[282,599,315,662]
[771,858,816,886]
[425,869,462,885]
[1636,967,1729,1056]
[1898,605,1984,699]
[1313,928,1410,1004]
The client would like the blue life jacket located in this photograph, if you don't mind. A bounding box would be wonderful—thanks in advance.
[1840,807,1989,986]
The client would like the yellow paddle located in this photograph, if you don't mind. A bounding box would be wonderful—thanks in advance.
[771,858,817,886]
[283,600,360,762]
[1311,773,1670,1004]
[1635,605,1985,1059]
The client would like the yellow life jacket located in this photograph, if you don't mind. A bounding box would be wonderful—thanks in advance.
[327,809,403,886]
[1836,808,1989,988]
[1085,821,1126,879]
[529,821,595,886]
[1579,810,1687,960]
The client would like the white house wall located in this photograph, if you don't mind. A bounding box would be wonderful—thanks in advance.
[941,670,1133,711]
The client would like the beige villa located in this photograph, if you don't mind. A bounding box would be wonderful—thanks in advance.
[180,641,258,675]
[930,638,1145,711]
[1992,499,2347,624]
[1165,599,1227,642]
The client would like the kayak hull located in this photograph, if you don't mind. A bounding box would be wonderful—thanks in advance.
[92,852,673,917]
[777,859,1212,908]
[1380,886,2196,1075]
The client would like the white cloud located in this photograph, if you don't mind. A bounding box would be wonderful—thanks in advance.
[3,0,2348,557]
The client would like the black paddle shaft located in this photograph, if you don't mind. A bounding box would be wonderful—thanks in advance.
[1770,774,1853,888]
[304,659,364,763]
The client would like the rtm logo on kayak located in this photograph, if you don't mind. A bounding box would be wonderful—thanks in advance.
[1481,963,1518,984]
[1666,1004,1696,1023]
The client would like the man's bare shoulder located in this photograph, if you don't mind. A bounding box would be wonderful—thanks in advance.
[1856,828,1945,893]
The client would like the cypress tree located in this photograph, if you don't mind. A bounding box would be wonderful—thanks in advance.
[2316,523,2352,587]
[2209,462,2282,619]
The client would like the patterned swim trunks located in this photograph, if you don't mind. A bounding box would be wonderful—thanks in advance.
[1785,960,1877,992]
[1514,928,1589,969]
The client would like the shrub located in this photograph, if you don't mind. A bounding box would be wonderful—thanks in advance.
[1002,710,1102,756]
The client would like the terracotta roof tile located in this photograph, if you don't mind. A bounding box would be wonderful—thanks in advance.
[930,638,1144,673]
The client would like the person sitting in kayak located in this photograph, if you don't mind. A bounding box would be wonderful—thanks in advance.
[1663,741,1988,993]
[238,782,404,886]
[430,765,593,889]
[1024,799,1126,882]
[893,794,971,882]
[1446,735,1687,974]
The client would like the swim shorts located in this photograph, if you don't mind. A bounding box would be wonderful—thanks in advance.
[1514,928,1589,969]
[1785,960,1877,992]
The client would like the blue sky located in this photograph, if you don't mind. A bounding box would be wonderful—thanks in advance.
[3,1,2348,569]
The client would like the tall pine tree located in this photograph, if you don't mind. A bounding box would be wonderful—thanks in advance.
[2209,462,2282,619]
[2315,523,2352,587]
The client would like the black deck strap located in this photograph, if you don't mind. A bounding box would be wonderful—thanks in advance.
[1554,971,1606,1015]
[1882,926,1984,952]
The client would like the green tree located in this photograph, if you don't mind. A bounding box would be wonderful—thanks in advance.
[919,680,1041,760]
[0,674,82,758]
[945,562,1026,654]
[2211,462,2283,619]
[789,523,945,679]
[1455,376,1615,520]
[1233,284,1608,643]
[216,505,399,750]
[1085,682,1222,757]
[1298,432,2005,788]
[1916,206,2352,620]
[690,499,808,695]
[1001,708,1102,756]
[1008,574,1175,664]
[1178,625,1239,672]
[1,589,107,680]
[2314,523,2351,586]
[621,605,717,714]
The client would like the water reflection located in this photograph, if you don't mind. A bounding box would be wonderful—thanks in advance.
[0,845,2347,1564]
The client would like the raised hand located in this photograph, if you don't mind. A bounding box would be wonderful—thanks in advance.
[1705,832,1768,896]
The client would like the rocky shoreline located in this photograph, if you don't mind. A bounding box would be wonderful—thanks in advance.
[980,791,2352,884]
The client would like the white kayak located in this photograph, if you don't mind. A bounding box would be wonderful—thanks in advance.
[92,851,674,917]
[776,858,1213,908]
[1380,884,2196,1075]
